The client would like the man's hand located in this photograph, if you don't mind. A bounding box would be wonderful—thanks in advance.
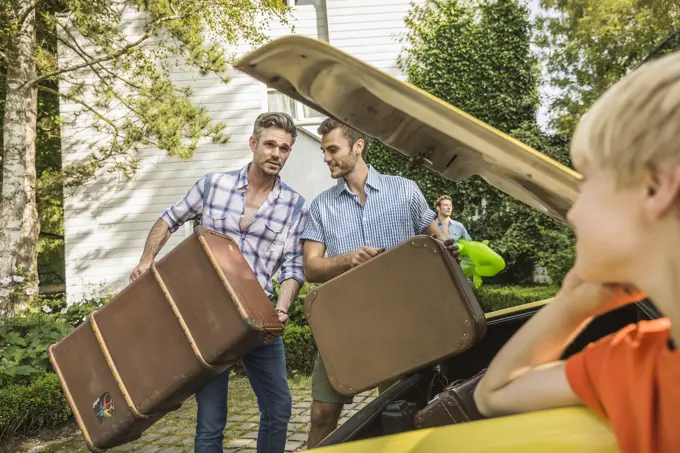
[130,261,152,283]
[350,246,383,268]
[558,268,645,318]
[435,237,461,263]
[276,309,289,327]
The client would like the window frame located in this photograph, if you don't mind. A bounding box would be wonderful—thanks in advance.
[266,87,326,126]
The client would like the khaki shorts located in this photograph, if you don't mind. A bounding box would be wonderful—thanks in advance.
[311,355,398,404]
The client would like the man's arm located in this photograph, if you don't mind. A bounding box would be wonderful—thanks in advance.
[130,219,172,281]
[275,200,308,324]
[300,198,381,283]
[424,220,446,239]
[275,278,302,325]
[408,181,437,235]
[130,176,206,282]
[303,240,380,284]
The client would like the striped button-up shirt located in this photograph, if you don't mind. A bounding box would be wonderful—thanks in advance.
[301,166,436,257]
[160,164,307,297]
[436,218,472,241]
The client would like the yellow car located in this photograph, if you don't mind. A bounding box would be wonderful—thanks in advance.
[234,36,659,453]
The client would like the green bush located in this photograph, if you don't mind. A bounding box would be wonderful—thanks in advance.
[0,373,71,442]
[474,285,559,313]
[283,324,317,376]
[0,313,72,387]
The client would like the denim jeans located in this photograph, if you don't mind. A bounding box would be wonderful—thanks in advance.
[194,337,292,453]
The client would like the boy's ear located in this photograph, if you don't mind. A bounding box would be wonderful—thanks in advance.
[645,164,680,218]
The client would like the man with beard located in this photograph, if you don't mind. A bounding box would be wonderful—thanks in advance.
[130,112,307,453]
[301,118,459,447]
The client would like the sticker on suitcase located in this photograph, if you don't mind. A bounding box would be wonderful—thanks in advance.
[93,392,115,424]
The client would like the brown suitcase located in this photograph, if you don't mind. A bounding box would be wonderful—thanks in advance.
[49,226,283,452]
[303,235,486,396]
[413,370,486,429]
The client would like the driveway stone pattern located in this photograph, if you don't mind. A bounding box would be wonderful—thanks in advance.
[40,376,377,453]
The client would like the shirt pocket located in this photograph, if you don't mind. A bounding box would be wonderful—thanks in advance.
[202,206,231,233]
[259,220,286,258]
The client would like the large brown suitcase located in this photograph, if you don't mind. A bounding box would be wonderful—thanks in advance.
[49,226,283,452]
[303,235,486,397]
[413,370,486,429]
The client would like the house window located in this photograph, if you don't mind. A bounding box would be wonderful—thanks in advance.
[267,88,325,125]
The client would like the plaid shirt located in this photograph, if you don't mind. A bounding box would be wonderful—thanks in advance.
[160,164,307,298]
[302,166,436,257]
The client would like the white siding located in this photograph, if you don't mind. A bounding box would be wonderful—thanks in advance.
[325,0,424,79]
[60,5,329,302]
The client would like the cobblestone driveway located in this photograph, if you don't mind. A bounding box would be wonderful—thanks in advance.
[38,375,377,453]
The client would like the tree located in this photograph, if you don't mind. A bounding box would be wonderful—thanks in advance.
[537,0,680,136]
[0,0,290,310]
[368,0,574,284]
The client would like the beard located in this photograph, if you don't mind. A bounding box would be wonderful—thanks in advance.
[328,153,358,179]
[259,158,282,176]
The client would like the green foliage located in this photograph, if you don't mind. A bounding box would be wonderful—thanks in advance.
[400,0,540,132]
[370,0,577,284]
[0,373,72,442]
[282,324,317,376]
[0,268,40,316]
[474,284,559,313]
[1,0,294,282]
[0,313,72,387]
[537,0,680,136]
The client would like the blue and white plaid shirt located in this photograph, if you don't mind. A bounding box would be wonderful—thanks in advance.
[301,166,436,257]
[160,164,307,297]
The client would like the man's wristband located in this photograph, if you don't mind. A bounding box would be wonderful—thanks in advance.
[275,308,288,315]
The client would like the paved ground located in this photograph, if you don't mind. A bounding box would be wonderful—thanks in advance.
[36,375,377,453]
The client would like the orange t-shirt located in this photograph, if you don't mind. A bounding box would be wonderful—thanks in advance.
[565,318,680,453]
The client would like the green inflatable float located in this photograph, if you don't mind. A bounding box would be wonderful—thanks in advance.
[456,238,505,288]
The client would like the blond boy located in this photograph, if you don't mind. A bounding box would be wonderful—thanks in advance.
[473,51,680,453]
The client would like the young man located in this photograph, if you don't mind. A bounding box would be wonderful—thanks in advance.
[129,112,307,453]
[473,51,680,453]
[301,118,459,448]
[434,194,472,241]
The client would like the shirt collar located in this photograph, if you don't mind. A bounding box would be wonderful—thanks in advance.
[334,165,383,198]
[238,163,282,199]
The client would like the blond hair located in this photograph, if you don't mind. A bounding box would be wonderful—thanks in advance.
[435,195,453,210]
[570,51,680,185]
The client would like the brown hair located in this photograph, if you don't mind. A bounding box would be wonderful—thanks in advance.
[317,118,370,160]
[253,112,297,145]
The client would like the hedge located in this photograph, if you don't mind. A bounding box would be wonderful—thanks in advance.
[0,373,71,442]
[473,284,559,313]
[282,324,317,376]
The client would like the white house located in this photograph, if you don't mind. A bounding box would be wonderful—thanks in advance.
[60,0,424,302]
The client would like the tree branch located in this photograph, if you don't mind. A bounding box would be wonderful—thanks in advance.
[38,84,120,133]
[0,49,7,64]
[28,13,193,87]
[55,25,142,91]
